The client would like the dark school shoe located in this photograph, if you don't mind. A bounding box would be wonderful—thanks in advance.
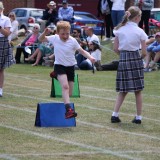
[65,108,77,119]
[94,61,103,71]
[132,117,141,124]
[111,116,121,123]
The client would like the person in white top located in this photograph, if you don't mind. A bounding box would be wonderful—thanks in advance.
[78,40,101,70]
[38,21,96,119]
[84,27,100,45]
[8,12,19,42]
[0,2,15,97]
[111,6,148,124]
[110,0,126,27]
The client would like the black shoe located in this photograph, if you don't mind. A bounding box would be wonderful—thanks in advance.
[111,116,121,123]
[65,108,77,119]
[132,117,141,124]
[94,62,103,71]
[16,61,21,64]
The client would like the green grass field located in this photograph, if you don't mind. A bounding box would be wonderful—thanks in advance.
[0,40,160,160]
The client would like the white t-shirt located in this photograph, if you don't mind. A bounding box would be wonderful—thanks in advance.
[8,20,19,41]
[111,0,126,10]
[87,34,100,45]
[0,15,11,37]
[47,34,81,66]
[113,21,148,51]
[86,49,101,66]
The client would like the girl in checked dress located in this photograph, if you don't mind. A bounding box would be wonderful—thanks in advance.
[0,2,15,97]
[111,6,148,124]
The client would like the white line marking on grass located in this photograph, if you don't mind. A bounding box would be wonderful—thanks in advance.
[0,154,18,160]
[117,150,160,154]
[1,103,160,141]
[5,82,159,109]
[77,120,160,141]
[81,94,158,107]
[3,91,160,123]
[6,74,50,83]
[0,124,141,160]
[0,151,108,157]
[6,74,160,99]
[6,83,49,91]
[77,104,160,123]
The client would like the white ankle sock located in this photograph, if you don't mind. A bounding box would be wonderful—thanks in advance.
[112,112,119,117]
[0,88,3,95]
[136,115,142,120]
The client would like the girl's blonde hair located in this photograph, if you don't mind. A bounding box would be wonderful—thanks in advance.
[115,6,141,30]
[56,21,71,33]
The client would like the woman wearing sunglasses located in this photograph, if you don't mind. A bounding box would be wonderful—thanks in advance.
[15,24,41,64]
[78,40,101,70]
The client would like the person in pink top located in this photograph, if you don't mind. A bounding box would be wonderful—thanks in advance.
[15,24,41,64]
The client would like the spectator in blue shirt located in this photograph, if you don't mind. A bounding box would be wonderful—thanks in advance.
[58,0,74,23]
[144,32,160,71]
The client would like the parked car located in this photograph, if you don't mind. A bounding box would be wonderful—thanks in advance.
[72,11,104,36]
[149,8,160,29]
[150,8,160,21]
[9,8,44,31]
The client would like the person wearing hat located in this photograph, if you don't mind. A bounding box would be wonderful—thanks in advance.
[58,0,74,23]
[0,2,15,97]
[77,40,102,70]
[144,32,160,72]
[38,1,58,32]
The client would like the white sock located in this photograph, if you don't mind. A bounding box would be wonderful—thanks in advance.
[0,88,3,95]
[112,112,119,117]
[136,115,142,120]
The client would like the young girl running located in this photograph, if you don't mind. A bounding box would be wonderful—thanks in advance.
[111,6,148,124]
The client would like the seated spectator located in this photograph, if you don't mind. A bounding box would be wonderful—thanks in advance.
[25,42,54,66]
[71,28,86,49]
[75,27,100,69]
[43,53,55,67]
[15,24,41,64]
[83,26,100,45]
[37,1,58,32]
[58,0,74,23]
[71,29,87,68]
[8,12,19,42]
[144,32,160,71]
[77,40,101,70]
[43,53,55,61]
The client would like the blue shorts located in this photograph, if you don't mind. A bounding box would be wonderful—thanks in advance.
[54,64,75,82]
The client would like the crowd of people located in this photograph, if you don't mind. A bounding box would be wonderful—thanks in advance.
[0,0,159,124]
[4,0,158,71]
